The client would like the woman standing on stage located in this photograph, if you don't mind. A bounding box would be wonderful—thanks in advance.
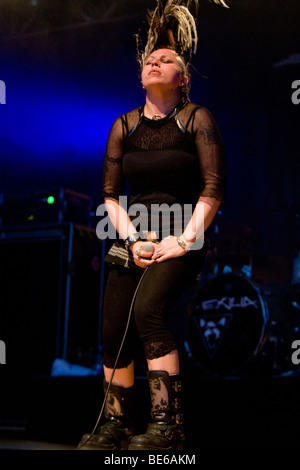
[79,0,227,451]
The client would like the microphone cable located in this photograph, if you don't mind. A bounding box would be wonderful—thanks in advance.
[78,265,149,450]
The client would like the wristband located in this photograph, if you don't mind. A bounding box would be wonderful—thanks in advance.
[176,235,192,252]
[124,233,141,251]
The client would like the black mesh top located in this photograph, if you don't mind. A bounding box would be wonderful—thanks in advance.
[102,100,226,237]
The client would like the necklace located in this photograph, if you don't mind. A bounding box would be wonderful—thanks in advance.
[152,114,162,120]
[144,100,186,122]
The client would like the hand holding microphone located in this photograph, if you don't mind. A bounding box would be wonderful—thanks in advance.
[131,241,155,269]
[136,243,155,256]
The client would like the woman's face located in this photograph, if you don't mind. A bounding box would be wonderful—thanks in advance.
[141,48,188,93]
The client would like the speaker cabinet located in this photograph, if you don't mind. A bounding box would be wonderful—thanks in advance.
[0,223,103,376]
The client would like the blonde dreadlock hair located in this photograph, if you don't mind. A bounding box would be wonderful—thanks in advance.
[136,0,229,97]
[211,0,229,7]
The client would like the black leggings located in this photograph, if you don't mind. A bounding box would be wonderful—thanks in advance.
[102,247,207,369]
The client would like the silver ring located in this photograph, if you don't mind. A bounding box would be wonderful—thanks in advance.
[156,251,161,256]
[135,248,141,257]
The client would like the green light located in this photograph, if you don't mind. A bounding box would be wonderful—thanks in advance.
[47,196,55,205]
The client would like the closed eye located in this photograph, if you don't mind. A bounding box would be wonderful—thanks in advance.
[145,56,175,65]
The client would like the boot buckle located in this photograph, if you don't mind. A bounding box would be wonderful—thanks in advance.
[175,413,183,425]
[164,427,174,440]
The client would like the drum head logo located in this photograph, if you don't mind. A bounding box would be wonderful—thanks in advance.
[192,314,233,359]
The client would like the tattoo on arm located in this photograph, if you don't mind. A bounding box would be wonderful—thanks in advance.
[106,155,123,165]
[200,126,221,145]
[104,155,123,172]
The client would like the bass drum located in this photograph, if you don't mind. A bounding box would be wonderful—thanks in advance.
[186,273,269,376]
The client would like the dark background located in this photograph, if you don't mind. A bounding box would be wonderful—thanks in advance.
[0,0,299,261]
[0,0,300,364]
[0,0,300,450]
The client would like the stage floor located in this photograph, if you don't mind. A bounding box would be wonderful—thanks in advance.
[1,370,300,450]
[0,439,76,450]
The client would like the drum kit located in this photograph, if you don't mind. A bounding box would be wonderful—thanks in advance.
[183,212,299,378]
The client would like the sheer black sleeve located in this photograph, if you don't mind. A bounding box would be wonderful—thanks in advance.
[102,115,126,200]
[192,107,226,203]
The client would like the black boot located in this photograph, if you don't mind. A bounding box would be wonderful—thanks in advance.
[129,370,185,451]
[78,380,135,450]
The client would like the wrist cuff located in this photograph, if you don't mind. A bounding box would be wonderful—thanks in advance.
[176,234,192,252]
[124,233,141,250]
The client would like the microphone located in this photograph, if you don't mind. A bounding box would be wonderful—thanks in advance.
[141,243,155,253]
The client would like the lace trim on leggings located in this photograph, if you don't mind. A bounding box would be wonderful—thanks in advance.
[103,355,132,370]
[144,337,177,361]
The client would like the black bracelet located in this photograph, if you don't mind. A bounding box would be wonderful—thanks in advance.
[124,233,141,250]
